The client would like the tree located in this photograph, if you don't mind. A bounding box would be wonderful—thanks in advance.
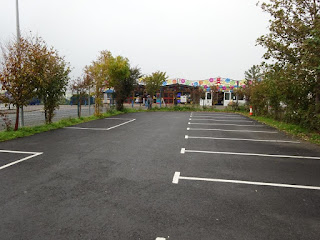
[144,71,168,97]
[191,87,204,105]
[0,36,43,130]
[107,55,132,111]
[71,76,91,118]
[87,51,111,116]
[256,0,320,130]
[38,48,70,124]
[257,0,320,108]
[245,65,262,82]
[243,65,263,104]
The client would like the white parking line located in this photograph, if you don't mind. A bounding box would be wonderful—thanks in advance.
[64,127,110,130]
[180,148,320,160]
[65,119,136,131]
[0,150,43,170]
[172,172,320,190]
[185,135,300,144]
[172,171,180,184]
[193,115,245,118]
[107,119,136,130]
[187,127,277,133]
[156,238,166,240]
[188,122,264,127]
[104,118,135,120]
[189,118,253,122]
[192,113,241,116]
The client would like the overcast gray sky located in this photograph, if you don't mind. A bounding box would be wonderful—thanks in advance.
[1,0,270,80]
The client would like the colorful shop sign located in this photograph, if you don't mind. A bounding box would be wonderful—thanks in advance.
[139,77,246,91]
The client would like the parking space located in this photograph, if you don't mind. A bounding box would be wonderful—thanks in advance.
[0,150,43,170]
[65,117,136,131]
[176,112,320,188]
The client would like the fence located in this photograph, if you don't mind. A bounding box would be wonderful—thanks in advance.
[0,104,109,131]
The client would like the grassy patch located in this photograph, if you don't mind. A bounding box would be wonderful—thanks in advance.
[0,110,126,142]
[246,114,320,145]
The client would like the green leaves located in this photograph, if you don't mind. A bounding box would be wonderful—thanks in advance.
[253,0,320,130]
[86,51,141,112]
[0,35,70,129]
[144,71,168,97]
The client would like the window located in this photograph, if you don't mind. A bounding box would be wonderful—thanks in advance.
[207,93,211,99]
[231,92,244,100]
[225,93,230,101]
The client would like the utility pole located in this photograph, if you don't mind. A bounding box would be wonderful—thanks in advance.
[16,0,24,127]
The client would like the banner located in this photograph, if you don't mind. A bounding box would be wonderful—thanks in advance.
[138,77,246,91]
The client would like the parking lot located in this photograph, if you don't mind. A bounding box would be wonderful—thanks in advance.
[0,112,319,239]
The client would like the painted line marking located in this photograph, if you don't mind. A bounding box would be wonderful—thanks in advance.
[172,172,320,190]
[104,118,135,120]
[172,171,181,184]
[156,238,166,240]
[190,115,245,118]
[188,122,265,127]
[107,119,136,130]
[187,128,277,133]
[0,150,43,170]
[65,119,136,131]
[64,127,109,131]
[191,115,244,118]
[185,135,300,144]
[189,118,253,122]
[180,148,320,160]
[180,148,186,154]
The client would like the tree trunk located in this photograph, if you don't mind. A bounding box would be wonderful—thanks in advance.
[48,109,53,124]
[45,109,48,124]
[14,105,20,131]
[116,99,124,111]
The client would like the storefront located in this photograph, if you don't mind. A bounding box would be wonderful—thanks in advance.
[114,77,247,106]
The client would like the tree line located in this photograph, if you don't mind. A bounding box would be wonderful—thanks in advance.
[0,36,70,130]
[0,35,167,131]
[241,0,320,131]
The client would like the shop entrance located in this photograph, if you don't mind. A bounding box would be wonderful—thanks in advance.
[216,92,224,105]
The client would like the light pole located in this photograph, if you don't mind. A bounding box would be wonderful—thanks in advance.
[16,0,24,127]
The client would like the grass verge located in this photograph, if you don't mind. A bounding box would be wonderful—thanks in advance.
[0,110,127,142]
[244,114,320,145]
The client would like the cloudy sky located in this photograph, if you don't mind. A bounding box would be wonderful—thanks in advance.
[1,0,270,80]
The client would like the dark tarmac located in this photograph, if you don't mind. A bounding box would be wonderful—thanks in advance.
[0,112,319,240]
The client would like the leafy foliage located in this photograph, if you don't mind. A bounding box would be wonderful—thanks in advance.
[107,55,131,111]
[86,51,111,116]
[144,71,168,97]
[0,36,46,130]
[86,51,141,112]
[71,75,91,118]
[250,0,320,130]
[37,48,70,123]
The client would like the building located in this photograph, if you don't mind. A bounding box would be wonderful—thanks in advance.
[126,77,247,107]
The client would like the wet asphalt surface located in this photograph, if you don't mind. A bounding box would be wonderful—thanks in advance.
[0,112,319,240]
